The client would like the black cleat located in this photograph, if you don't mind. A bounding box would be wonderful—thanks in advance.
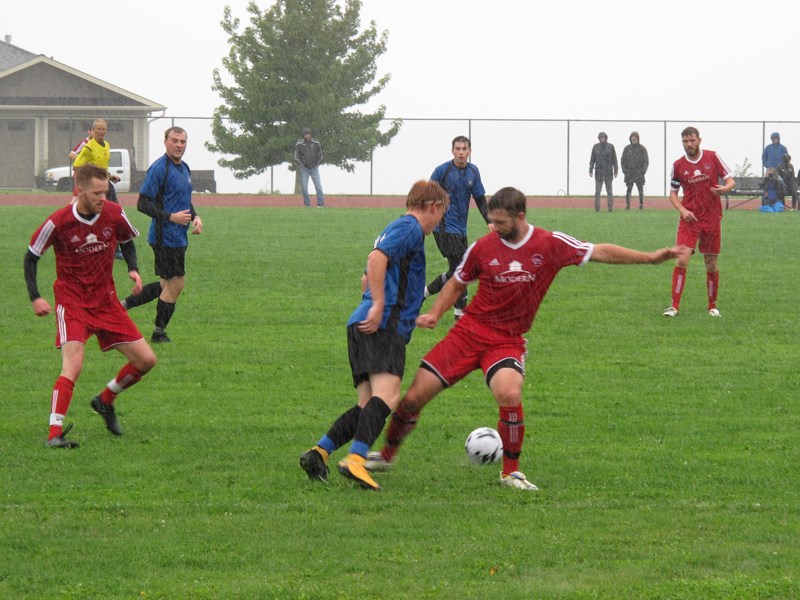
[90,396,123,436]
[46,423,79,449]
[300,446,329,482]
[151,330,172,343]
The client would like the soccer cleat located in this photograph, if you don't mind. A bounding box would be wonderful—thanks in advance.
[338,453,383,491]
[500,471,539,491]
[151,330,172,343]
[364,450,394,472]
[90,396,123,436]
[708,308,721,317]
[46,423,79,449]
[299,446,329,482]
[663,306,679,318]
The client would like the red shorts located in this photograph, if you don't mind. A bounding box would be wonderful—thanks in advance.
[676,217,721,255]
[421,315,527,387]
[55,300,143,351]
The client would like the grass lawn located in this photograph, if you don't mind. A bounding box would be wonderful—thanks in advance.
[0,204,797,599]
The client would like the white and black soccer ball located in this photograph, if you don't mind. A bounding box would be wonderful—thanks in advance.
[465,427,503,465]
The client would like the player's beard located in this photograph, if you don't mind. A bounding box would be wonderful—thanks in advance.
[498,224,519,241]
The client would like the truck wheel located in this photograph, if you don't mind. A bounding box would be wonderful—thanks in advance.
[57,178,73,192]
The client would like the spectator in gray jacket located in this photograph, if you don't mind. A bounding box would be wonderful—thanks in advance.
[589,132,618,212]
[294,128,325,208]
[621,131,649,210]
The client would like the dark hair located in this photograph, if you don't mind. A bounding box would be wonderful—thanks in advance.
[487,186,527,216]
[74,164,109,188]
[164,126,187,140]
[451,135,471,149]
[406,180,450,212]
[681,126,700,138]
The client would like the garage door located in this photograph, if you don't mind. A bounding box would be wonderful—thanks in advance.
[0,119,35,188]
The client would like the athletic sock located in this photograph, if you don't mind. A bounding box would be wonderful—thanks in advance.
[318,405,362,454]
[498,405,525,475]
[425,273,447,297]
[671,266,687,309]
[48,375,74,440]
[706,271,719,310]
[155,299,176,331]
[381,405,420,462]
[124,282,161,309]
[99,363,143,404]
[349,396,392,458]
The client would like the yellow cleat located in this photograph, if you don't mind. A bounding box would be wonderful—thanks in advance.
[338,453,383,491]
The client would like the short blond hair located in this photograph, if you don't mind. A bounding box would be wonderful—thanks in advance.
[406,180,449,212]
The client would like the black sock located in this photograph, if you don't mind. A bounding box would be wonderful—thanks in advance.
[426,273,447,296]
[124,282,161,309]
[155,299,176,331]
[325,405,362,450]
[353,396,392,448]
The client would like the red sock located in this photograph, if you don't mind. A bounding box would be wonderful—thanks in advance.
[99,363,143,405]
[706,271,719,310]
[381,406,420,462]
[498,405,525,475]
[49,376,74,440]
[671,267,687,309]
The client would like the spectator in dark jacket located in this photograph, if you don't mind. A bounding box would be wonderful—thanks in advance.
[294,128,325,208]
[760,168,786,211]
[762,132,788,171]
[621,131,649,210]
[777,154,797,210]
[589,132,618,212]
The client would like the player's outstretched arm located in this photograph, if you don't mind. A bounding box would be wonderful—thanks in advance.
[590,244,688,265]
[417,278,467,329]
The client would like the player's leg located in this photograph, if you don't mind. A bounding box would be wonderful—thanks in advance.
[121,281,162,309]
[606,175,614,212]
[665,220,696,316]
[637,182,645,209]
[625,183,632,209]
[425,231,450,297]
[699,223,721,316]
[47,341,85,448]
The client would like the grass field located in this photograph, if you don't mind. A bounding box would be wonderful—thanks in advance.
[0,204,798,599]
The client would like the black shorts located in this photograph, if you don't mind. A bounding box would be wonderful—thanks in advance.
[433,231,468,269]
[347,323,407,387]
[151,245,187,279]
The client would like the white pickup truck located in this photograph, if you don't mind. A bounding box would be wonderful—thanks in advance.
[41,148,216,193]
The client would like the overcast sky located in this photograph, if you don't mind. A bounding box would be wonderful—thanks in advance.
[6,1,800,194]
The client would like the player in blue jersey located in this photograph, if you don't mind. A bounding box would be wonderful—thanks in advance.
[300,180,450,491]
[425,136,490,320]
[121,127,203,343]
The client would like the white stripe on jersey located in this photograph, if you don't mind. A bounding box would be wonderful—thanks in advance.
[118,208,140,242]
[30,219,56,257]
[453,242,478,285]
[552,231,594,265]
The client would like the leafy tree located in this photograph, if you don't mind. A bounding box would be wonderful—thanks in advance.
[208,0,401,185]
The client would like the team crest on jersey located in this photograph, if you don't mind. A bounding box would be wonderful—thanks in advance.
[102,227,113,239]
[531,254,544,267]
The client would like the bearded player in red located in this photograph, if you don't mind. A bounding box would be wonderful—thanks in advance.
[663,126,735,318]
[24,165,157,448]
[366,186,687,490]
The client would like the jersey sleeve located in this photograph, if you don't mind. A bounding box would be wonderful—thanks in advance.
[670,161,681,190]
[471,164,486,198]
[550,231,593,268]
[374,218,422,262]
[139,158,165,199]
[715,154,734,180]
[116,206,140,243]
[454,241,480,284]
[28,218,56,257]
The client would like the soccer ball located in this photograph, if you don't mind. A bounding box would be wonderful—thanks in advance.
[465,427,503,465]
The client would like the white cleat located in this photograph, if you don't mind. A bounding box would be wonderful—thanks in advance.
[364,450,394,472]
[500,471,539,491]
[663,306,679,318]
[708,308,721,317]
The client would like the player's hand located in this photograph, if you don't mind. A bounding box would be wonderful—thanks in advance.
[711,185,728,196]
[171,209,192,226]
[357,304,383,334]
[129,271,143,296]
[680,208,697,223]
[32,297,51,316]
[416,313,439,329]
[191,216,203,235]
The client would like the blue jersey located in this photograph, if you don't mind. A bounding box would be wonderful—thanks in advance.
[431,160,485,236]
[347,214,427,342]
[140,155,193,247]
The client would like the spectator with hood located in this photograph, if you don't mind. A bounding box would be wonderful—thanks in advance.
[762,132,788,171]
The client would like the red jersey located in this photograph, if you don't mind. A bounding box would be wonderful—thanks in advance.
[29,202,139,308]
[670,149,732,222]
[455,225,593,336]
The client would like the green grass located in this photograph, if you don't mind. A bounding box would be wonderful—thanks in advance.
[1,204,798,599]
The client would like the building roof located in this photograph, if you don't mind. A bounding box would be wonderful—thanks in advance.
[0,40,37,71]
